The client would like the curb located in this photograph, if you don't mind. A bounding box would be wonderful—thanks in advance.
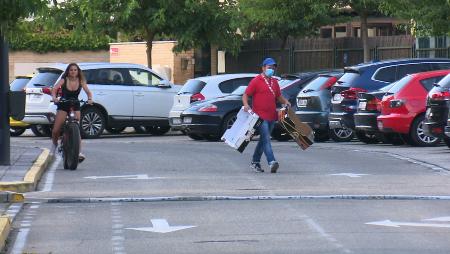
[0,149,51,193]
[0,216,11,252]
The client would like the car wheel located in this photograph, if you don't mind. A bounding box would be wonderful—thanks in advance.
[106,127,126,134]
[355,131,379,144]
[145,126,170,136]
[203,134,221,142]
[10,127,26,137]
[271,128,291,141]
[313,130,329,142]
[187,132,204,140]
[80,107,105,139]
[329,127,354,142]
[408,115,441,147]
[221,112,238,134]
[31,125,52,137]
[134,126,146,134]
[444,136,450,149]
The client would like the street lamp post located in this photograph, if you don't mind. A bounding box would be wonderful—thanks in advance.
[0,32,10,165]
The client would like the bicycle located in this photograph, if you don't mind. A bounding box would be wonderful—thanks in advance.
[54,98,85,170]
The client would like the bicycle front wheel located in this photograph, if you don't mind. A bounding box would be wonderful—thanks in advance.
[63,123,81,170]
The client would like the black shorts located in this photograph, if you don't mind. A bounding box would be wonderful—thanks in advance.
[57,101,81,113]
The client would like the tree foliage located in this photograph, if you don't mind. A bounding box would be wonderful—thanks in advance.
[381,0,450,36]
[0,0,46,33]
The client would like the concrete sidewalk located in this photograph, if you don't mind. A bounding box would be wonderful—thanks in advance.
[0,146,51,251]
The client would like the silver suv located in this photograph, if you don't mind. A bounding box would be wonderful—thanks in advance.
[23,63,180,138]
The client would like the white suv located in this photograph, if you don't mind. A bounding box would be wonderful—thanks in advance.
[169,73,257,131]
[23,63,180,138]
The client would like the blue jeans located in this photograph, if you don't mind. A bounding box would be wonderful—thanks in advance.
[252,120,276,164]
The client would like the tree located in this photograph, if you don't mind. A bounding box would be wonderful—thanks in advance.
[381,0,450,36]
[0,0,47,165]
[336,0,384,62]
[239,0,338,51]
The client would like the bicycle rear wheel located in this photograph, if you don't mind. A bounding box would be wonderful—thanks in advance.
[63,123,81,170]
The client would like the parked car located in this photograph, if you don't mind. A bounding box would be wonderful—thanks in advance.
[377,70,450,146]
[22,63,179,138]
[295,71,344,142]
[423,73,450,148]
[9,75,33,137]
[329,58,450,142]
[169,74,258,132]
[180,76,313,141]
[353,83,404,145]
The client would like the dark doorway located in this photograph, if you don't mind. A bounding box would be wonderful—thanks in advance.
[194,44,211,77]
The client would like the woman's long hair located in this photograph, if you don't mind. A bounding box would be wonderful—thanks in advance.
[62,63,86,84]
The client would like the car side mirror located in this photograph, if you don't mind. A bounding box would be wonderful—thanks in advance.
[157,80,171,88]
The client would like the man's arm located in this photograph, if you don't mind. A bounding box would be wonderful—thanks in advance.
[277,95,291,107]
[242,93,251,112]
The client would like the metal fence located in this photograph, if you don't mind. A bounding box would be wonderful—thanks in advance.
[225,36,450,74]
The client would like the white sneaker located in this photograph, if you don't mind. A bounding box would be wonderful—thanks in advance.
[78,153,86,163]
[50,144,57,156]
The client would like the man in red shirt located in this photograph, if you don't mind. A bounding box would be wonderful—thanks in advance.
[242,57,290,173]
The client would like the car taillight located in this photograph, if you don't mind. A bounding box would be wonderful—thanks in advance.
[41,87,52,95]
[390,99,404,108]
[198,104,218,112]
[320,77,338,90]
[430,90,450,100]
[191,93,205,103]
[366,97,381,111]
[341,87,367,100]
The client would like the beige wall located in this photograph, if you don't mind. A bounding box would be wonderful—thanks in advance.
[109,41,194,85]
[8,50,109,82]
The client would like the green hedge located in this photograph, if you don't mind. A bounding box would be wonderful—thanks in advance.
[8,32,112,53]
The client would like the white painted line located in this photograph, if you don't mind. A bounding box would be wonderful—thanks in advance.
[329,173,369,178]
[126,219,197,233]
[10,228,30,254]
[84,174,165,180]
[41,156,61,192]
[366,220,450,228]
[423,217,450,222]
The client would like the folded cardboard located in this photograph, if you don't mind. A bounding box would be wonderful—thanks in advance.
[278,107,314,150]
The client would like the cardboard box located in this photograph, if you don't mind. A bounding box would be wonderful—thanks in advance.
[278,107,314,150]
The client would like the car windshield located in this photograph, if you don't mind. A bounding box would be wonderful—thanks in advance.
[10,78,31,91]
[231,86,247,95]
[301,76,330,91]
[387,75,413,94]
[437,74,450,88]
[178,79,206,94]
[337,72,359,85]
[279,79,295,89]
[26,69,62,88]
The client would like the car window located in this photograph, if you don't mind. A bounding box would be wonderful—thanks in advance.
[387,75,413,94]
[437,74,450,88]
[420,76,445,91]
[338,72,360,84]
[396,64,430,80]
[85,69,131,85]
[231,78,253,92]
[10,78,31,91]
[432,62,450,70]
[26,69,62,88]
[219,78,253,93]
[128,69,161,87]
[374,66,396,82]
[301,76,330,91]
[179,79,206,94]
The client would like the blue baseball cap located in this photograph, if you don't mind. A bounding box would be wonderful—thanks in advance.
[261,57,277,67]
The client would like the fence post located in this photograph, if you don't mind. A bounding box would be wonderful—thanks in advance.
[333,47,337,69]
[289,42,294,73]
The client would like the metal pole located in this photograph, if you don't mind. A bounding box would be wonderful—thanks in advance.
[0,31,10,165]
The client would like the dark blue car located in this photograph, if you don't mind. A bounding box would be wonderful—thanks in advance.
[329,58,450,142]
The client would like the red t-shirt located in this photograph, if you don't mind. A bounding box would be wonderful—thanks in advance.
[245,74,281,121]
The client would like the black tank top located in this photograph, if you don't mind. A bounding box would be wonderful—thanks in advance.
[61,78,82,99]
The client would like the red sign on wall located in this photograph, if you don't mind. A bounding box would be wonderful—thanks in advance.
[110,47,119,56]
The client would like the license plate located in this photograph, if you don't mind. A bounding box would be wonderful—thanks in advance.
[172,118,181,125]
[333,94,343,102]
[329,121,342,129]
[29,94,42,102]
[183,117,192,124]
[358,101,367,110]
[298,99,308,107]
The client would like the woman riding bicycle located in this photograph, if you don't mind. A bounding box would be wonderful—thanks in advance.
[50,63,93,161]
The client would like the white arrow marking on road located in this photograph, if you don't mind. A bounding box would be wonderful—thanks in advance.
[84,174,164,180]
[126,219,196,233]
[423,217,450,222]
[329,173,369,178]
[366,220,450,228]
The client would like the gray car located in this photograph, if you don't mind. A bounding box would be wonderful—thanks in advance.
[295,71,345,142]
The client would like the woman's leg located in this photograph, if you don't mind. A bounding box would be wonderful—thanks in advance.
[52,110,67,146]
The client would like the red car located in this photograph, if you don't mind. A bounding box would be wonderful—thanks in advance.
[377,70,450,146]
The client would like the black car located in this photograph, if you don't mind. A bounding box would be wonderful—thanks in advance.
[295,71,344,142]
[329,58,450,141]
[181,77,315,141]
[353,83,404,145]
[423,73,450,148]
